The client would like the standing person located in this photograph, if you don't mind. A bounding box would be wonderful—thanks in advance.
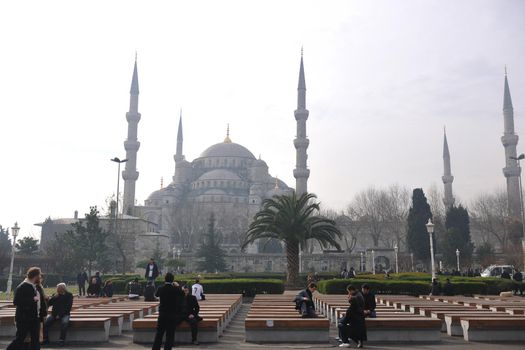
[182,285,202,345]
[348,267,356,279]
[442,278,454,296]
[512,270,524,295]
[42,283,73,346]
[76,270,87,296]
[152,273,184,350]
[338,285,366,348]
[36,274,48,344]
[6,267,42,350]
[361,284,376,318]
[103,280,114,297]
[94,272,103,297]
[294,282,317,318]
[430,278,441,296]
[145,258,160,285]
[191,277,205,301]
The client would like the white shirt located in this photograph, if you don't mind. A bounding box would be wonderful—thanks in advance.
[192,283,204,300]
[148,265,154,278]
[23,279,40,316]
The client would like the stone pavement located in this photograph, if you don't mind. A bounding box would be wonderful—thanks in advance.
[0,303,523,349]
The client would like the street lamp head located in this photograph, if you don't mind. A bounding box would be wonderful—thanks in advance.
[519,154,525,160]
[456,249,460,255]
[111,157,129,164]
[393,243,398,251]
[426,219,434,234]
[11,222,20,238]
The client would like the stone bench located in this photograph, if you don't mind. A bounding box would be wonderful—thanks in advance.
[0,314,16,337]
[245,318,330,343]
[444,314,525,338]
[365,318,442,342]
[70,309,135,331]
[47,318,111,342]
[460,317,525,342]
[132,317,221,343]
[69,313,123,336]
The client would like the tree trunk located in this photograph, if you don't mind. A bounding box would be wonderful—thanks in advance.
[285,240,300,289]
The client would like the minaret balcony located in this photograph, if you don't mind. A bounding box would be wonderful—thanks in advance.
[293,168,310,179]
[126,112,141,123]
[501,134,519,147]
[294,109,309,120]
[124,140,141,151]
[503,166,521,178]
[294,138,310,149]
[122,170,139,181]
[442,175,454,183]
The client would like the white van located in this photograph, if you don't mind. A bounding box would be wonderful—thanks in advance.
[480,265,514,277]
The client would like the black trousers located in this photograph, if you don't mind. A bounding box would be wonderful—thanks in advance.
[183,316,199,341]
[78,283,86,296]
[152,317,181,350]
[6,319,40,350]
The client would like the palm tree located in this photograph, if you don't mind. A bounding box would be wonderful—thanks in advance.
[242,192,342,288]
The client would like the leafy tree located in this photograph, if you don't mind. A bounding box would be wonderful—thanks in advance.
[0,226,12,268]
[63,206,111,276]
[441,205,474,268]
[242,192,341,287]
[196,214,227,273]
[165,258,186,272]
[476,241,496,267]
[407,188,433,264]
[15,236,39,255]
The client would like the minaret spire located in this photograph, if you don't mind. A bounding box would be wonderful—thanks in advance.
[293,49,310,195]
[501,68,521,219]
[224,124,232,143]
[122,57,141,215]
[442,127,455,209]
[175,109,184,161]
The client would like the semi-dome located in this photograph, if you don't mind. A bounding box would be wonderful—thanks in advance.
[198,169,241,181]
[199,142,256,159]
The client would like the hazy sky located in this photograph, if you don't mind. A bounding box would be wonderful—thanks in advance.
[1,0,524,239]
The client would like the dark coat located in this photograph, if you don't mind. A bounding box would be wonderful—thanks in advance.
[155,283,184,322]
[363,291,376,312]
[36,284,48,321]
[443,282,454,296]
[341,292,367,341]
[87,282,101,296]
[430,281,441,295]
[143,285,157,302]
[145,263,160,279]
[48,292,73,318]
[182,294,200,317]
[294,289,314,309]
[103,284,114,297]
[13,281,39,324]
[77,272,88,285]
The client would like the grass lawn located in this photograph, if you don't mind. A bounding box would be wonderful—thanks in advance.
[0,285,80,301]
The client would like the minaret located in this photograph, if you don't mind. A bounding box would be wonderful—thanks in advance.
[175,110,184,162]
[442,128,455,209]
[173,110,192,186]
[293,49,310,195]
[501,67,522,220]
[122,57,141,215]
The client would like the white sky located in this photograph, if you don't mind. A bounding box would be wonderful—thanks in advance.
[1,0,524,240]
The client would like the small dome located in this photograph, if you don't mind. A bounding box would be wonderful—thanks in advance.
[198,169,241,181]
[200,142,256,159]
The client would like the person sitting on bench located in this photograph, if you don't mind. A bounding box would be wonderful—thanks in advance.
[338,285,366,348]
[128,278,142,300]
[294,282,317,318]
[182,285,202,345]
[361,284,376,318]
[42,283,73,346]
[143,281,157,302]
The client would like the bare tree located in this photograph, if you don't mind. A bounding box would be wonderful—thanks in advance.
[324,209,360,253]
[381,184,410,249]
[166,202,207,251]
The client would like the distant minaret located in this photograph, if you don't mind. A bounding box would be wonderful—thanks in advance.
[175,110,184,162]
[122,57,141,215]
[501,67,522,220]
[293,49,310,196]
[442,128,455,209]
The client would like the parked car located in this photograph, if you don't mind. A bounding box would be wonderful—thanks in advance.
[480,265,514,277]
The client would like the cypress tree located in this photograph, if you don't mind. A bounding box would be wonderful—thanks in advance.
[196,213,227,272]
[407,188,433,263]
[442,205,474,268]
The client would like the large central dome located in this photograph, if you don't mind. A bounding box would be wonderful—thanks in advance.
[199,142,256,159]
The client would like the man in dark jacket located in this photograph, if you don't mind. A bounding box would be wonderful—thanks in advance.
[182,285,202,345]
[512,270,523,295]
[430,278,441,295]
[294,282,317,318]
[442,278,454,296]
[144,281,157,302]
[361,284,376,318]
[7,267,42,350]
[77,270,87,296]
[338,285,366,348]
[152,273,184,350]
[145,258,160,285]
[42,283,73,346]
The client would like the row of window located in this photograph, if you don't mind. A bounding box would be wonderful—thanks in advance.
[192,180,248,189]
[195,158,249,168]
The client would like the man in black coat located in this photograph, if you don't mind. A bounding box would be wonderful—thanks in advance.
[152,273,184,350]
[145,258,160,285]
[7,267,42,350]
[338,285,366,348]
[182,285,202,345]
[294,282,317,318]
[76,270,87,296]
[361,284,376,318]
[42,283,74,346]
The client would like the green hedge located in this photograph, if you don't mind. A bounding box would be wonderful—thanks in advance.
[317,278,519,296]
[109,278,284,297]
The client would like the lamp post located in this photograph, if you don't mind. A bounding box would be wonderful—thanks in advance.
[510,154,525,274]
[110,157,128,270]
[393,243,399,274]
[410,252,414,272]
[426,219,436,280]
[6,222,20,296]
[371,250,376,275]
[360,251,364,272]
[456,249,460,272]
[299,244,303,274]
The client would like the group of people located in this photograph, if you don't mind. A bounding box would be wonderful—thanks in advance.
[152,274,205,350]
[294,282,375,348]
[76,270,114,298]
[7,267,74,349]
